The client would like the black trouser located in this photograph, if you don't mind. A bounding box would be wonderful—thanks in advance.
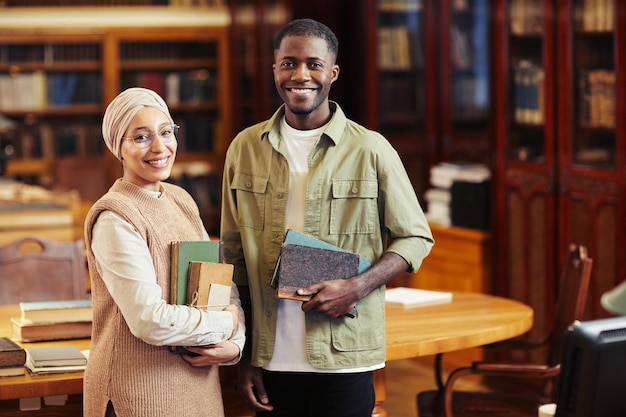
[257,370,375,417]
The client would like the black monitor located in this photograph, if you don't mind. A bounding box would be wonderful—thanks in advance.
[555,316,626,417]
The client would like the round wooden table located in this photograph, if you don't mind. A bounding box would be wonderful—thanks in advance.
[385,291,534,360]
[374,291,533,417]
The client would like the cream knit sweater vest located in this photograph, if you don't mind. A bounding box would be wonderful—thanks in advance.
[83,179,224,417]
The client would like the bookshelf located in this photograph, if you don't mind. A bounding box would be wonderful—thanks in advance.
[229,1,290,130]
[0,7,232,205]
[492,0,625,364]
[356,0,492,200]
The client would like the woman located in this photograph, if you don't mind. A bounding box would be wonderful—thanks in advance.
[83,87,244,417]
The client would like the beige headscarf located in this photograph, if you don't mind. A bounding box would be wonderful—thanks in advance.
[102,87,173,160]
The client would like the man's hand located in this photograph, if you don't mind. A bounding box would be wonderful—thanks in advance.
[182,341,240,366]
[237,357,273,412]
[298,278,359,318]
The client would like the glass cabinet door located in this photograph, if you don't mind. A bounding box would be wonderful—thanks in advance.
[230,0,290,131]
[376,0,426,136]
[557,0,622,319]
[440,0,491,163]
[570,0,615,168]
[507,0,547,163]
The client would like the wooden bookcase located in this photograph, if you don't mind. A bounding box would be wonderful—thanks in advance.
[492,0,626,363]
[229,0,290,130]
[0,7,232,208]
[353,0,493,200]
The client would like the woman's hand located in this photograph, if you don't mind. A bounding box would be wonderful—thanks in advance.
[223,304,239,338]
[181,340,240,366]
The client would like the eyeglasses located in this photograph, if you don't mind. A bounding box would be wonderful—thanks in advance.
[122,124,180,148]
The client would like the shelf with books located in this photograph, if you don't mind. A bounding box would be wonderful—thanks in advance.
[0,41,103,115]
[376,5,425,135]
[0,8,232,208]
[572,31,615,168]
[229,0,290,130]
[119,38,222,154]
[506,21,547,163]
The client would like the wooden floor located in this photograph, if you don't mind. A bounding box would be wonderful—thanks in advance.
[384,356,487,417]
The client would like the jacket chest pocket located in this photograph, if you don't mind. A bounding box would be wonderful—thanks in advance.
[330,179,378,235]
[231,173,268,230]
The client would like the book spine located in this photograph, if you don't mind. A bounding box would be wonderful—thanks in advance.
[170,241,181,305]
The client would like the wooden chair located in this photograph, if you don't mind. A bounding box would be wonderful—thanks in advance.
[417,243,593,417]
[0,236,89,305]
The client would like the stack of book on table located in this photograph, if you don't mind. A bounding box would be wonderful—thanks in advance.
[0,337,26,377]
[11,299,92,342]
[25,345,88,375]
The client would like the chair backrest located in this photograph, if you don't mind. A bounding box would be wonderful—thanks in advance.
[0,236,88,305]
[547,243,593,367]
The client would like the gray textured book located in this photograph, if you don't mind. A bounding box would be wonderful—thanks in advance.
[276,243,360,301]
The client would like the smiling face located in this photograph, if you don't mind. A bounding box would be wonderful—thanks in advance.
[120,106,177,191]
[273,35,340,130]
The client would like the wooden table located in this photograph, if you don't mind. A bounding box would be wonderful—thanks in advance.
[0,292,532,416]
[385,291,533,360]
[374,291,533,416]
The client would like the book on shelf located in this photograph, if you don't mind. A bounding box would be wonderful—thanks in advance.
[385,287,453,307]
[25,345,87,368]
[186,261,233,311]
[11,318,92,342]
[170,240,224,305]
[19,299,92,324]
[272,230,371,301]
[0,337,26,368]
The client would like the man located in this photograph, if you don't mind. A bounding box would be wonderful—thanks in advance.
[221,18,433,417]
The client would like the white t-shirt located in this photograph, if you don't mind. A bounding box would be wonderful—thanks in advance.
[265,117,383,373]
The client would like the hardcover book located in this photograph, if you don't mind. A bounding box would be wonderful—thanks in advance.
[26,345,87,368]
[0,337,26,368]
[170,240,224,305]
[186,261,233,311]
[11,317,92,342]
[275,243,360,302]
[0,365,25,377]
[385,287,453,307]
[19,299,92,324]
[271,229,371,290]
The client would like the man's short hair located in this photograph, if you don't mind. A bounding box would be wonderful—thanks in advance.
[274,18,339,58]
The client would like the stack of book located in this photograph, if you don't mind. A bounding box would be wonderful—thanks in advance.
[11,299,92,343]
[0,337,26,377]
[25,345,87,375]
[424,162,490,230]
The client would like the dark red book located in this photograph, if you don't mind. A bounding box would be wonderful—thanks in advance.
[0,337,26,368]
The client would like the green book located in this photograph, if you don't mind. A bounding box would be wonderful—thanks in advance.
[170,240,223,305]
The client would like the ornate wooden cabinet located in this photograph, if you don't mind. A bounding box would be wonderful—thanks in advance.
[493,0,625,361]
